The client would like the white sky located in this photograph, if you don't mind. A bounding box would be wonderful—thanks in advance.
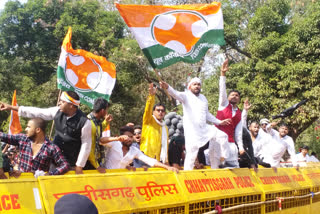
[0,0,28,10]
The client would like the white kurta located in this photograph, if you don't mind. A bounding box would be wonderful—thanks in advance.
[104,141,157,169]
[241,109,269,159]
[296,153,310,162]
[263,126,297,167]
[167,86,228,170]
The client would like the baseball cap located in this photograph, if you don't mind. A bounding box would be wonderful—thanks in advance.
[259,118,270,125]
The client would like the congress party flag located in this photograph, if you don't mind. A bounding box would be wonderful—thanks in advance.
[116,2,225,69]
[8,90,22,134]
[102,123,111,137]
[57,27,116,108]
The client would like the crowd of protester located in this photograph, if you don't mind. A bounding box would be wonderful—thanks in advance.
[0,59,318,178]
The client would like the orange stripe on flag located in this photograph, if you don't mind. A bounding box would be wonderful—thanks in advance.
[62,27,116,79]
[115,2,221,28]
[9,90,22,134]
[102,123,111,137]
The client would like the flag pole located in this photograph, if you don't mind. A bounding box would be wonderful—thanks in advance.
[49,89,62,140]
[153,69,172,101]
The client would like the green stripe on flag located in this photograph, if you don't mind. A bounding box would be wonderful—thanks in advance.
[57,66,110,108]
[142,29,225,69]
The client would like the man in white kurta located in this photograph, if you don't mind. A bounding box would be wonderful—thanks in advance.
[262,123,297,168]
[160,78,230,170]
[100,126,178,172]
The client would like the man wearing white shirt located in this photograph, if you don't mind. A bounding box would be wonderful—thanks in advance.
[263,122,298,168]
[241,104,271,168]
[0,91,91,174]
[100,126,178,172]
[160,78,231,170]
[296,145,319,162]
[216,59,245,168]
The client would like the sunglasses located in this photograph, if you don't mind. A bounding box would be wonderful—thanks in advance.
[134,131,141,135]
[155,109,165,112]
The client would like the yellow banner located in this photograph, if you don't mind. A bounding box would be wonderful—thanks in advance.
[253,168,311,193]
[176,168,262,202]
[38,171,185,214]
[0,178,43,214]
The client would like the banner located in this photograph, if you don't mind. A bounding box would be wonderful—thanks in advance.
[57,27,116,108]
[253,168,311,192]
[176,168,262,202]
[116,2,225,69]
[0,178,43,213]
[38,171,185,214]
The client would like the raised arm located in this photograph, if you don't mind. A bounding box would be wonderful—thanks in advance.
[219,59,229,109]
[19,106,59,120]
[242,98,251,128]
[160,81,187,104]
[143,83,157,125]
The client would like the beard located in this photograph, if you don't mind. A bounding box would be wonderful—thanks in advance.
[191,89,200,96]
[28,133,36,141]
[229,99,238,105]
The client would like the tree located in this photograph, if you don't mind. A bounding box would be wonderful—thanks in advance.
[203,0,320,141]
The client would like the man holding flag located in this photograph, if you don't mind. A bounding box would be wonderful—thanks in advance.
[1,90,23,160]
[0,91,92,174]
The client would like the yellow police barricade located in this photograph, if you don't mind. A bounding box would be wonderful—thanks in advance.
[301,167,320,213]
[7,167,320,214]
[37,170,186,214]
[253,168,312,214]
[176,168,263,214]
[0,174,44,214]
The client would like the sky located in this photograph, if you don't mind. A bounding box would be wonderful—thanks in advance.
[0,0,28,10]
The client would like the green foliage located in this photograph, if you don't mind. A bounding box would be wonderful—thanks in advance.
[219,0,320,143]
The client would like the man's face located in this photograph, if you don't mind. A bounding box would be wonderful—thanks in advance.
[25,120,37,139]
[228,92,240,105]
[133,128,142,143]
[249,123,259,137]
[301,149,308,156]
[99,108,108,119]
[279,126,289,137]
[260,123,268,132]
[58,100,73,114]
[190,82,201,96]
[153,106,166,121]
[122,131,134,147]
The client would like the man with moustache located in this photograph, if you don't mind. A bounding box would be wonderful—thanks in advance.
[216,59,245,168]
[160,78,230,170]
[0,118,69,176]
[263,122,298,168]
[0,91,91,174]
[140,83,168,164]
[100,126,178,172]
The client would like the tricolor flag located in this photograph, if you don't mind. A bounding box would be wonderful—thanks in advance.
[102,123,111,137]
[116,2,225,69]
[57,27,116,108]
[8,90,22,134]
